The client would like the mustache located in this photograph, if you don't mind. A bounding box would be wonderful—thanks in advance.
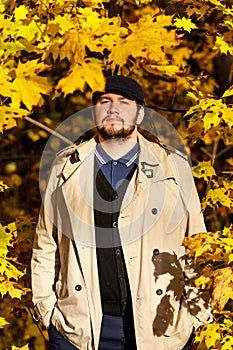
[102,114,124,123]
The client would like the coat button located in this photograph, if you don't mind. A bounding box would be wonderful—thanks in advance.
[113,193,118,200]
[75,284,82,291]
[115,248,121,255]
[113,221,117,228]
[151,208,157,215]
[153,248,160,256]
[156,289,163,296]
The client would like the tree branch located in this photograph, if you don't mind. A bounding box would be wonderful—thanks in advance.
[24,116,73,146]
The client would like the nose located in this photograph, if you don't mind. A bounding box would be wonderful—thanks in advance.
[108,101,119,114]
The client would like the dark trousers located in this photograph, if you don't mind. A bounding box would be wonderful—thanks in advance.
[48,322,192,350]
[48,319,126,350]
[48,324,78,350]
[98,315,125,350]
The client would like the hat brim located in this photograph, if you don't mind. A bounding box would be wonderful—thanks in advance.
[92,89,139,105]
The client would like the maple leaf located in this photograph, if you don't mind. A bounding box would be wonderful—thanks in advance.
[212,267,233,310]
[204,322,221,348]
[0,280,29,299]
[0,38,26,58]
[222,337,233,350]
[56,62,105,96]
[186,4,210,17]
[195,274,211,289]
[203,104,222,130]
[45,15,74,36]
[205,188,233,208]
[0,222,16,257]
[11,345,29,350]
[221,105,233,128]
[192,161,216,181]
[0,317,9,328]
[174,17,197,33]
[145,64,180,77]
[11,61,52,110]
[186,97,226,131]
[0,257,25,280]
[0,181,9,192]
[109,14,178,66]
[59,30,86,64]
[14,5,28,21]
[0,106,28,133]
[16,20,44,43]
[194,322,221,349]
[207,0,226,10]
[222,85,233,98]
[213,36,233,55]
[0,66,13,96]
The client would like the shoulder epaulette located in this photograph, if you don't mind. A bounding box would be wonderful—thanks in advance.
[56,144,80,164]
[158,142,189,161]
[56,144,77,157]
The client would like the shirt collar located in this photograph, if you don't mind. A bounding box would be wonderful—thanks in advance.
[95,142,139,167]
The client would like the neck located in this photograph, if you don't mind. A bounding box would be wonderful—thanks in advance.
[98,132,138,159]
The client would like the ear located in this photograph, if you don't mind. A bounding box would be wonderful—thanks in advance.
[136,106,145,125]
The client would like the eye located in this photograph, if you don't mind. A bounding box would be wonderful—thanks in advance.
[100,99,111,104]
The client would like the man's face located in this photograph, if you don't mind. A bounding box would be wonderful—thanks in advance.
[93,93,141,141]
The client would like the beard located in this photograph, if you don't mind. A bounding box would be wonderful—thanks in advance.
[96,123,136,140]
[95,113,138,140]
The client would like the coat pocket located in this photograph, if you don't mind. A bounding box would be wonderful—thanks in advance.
[33,293,57,328]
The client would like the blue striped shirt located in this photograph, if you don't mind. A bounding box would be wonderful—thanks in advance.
[95,143,139,190]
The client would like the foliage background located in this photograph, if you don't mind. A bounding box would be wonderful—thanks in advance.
[0,0,232,349]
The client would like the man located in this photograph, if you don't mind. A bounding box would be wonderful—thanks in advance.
[31,75,211,350]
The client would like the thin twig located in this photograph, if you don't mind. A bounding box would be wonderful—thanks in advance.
[24,116,73,146]
[146,105,187,113]
[211,140,219,166]
[204,140,219,195]
[200,147,212,159]
[215,145,233,160]
[0,154,41,161]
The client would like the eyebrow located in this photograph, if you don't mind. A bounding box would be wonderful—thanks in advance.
[100,95,135,102]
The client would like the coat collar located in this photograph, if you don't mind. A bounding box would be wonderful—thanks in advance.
[61,138,97,181]
[60,132,179,184]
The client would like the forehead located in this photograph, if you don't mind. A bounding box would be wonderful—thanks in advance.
[98,93,136,102]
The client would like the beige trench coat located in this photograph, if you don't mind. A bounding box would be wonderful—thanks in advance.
[31,134,211,350]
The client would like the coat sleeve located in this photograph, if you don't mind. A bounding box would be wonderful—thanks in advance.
[31,158,64,328]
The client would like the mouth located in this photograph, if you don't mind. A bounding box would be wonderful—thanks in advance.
[103,116,123,124]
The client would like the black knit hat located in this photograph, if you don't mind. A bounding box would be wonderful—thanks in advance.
[92,76,144,105]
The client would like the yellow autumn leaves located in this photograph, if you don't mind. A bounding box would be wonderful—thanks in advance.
[1,0,233,134]
[0,221,30,300]
[183,227,233,349]
[192,160,233,210]
[183,226,233,313]
[0,1,182,132]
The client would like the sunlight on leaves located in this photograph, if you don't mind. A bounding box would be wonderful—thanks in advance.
[174,17,197,32]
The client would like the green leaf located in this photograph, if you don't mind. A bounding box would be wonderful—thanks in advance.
[192,161,216,181]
